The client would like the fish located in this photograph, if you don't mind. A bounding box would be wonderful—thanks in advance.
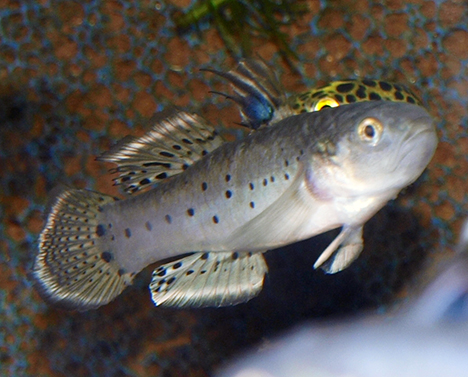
[31,83,437,312]
[216,223,468,377]
[205,59,423,130]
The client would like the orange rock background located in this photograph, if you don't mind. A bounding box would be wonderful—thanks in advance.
[1,0,467,375]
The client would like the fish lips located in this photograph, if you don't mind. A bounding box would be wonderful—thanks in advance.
[393,115,438,178]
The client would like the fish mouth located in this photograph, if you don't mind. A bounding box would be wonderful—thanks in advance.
[392,116,437,174]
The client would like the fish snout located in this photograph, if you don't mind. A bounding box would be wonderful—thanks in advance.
[398,115,438,175]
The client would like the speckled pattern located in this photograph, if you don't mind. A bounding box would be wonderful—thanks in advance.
[1,0,467,376]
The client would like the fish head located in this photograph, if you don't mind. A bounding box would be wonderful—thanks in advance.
[310,101,438,199]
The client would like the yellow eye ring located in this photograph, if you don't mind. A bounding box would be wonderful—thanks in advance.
[358,117,383,145]
[313,97,340,111]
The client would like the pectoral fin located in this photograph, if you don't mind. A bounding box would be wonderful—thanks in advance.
[149,251,268,308]
[313,226,364,274]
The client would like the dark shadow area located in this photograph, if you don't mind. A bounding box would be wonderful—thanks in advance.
[33,201,430,376]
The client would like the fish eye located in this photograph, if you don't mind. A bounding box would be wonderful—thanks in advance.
[313,98,340,111]
[357,117,383,145]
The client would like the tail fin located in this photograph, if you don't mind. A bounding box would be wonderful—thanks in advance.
[32,188,134,311]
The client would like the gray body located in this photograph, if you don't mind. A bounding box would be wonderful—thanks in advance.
[98,102,435,274]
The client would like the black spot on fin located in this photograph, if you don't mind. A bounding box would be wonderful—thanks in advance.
[97,109,225,194]
[202,59,292,130]
[149,251,268,308]
[31,188,134,311]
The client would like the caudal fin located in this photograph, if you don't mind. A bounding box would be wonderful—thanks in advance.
[32,188,134,311]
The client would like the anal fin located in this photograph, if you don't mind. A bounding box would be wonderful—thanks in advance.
[98,109,224,194]
[149,251,268,308]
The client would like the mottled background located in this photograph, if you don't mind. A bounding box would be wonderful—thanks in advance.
[1,0,467,376]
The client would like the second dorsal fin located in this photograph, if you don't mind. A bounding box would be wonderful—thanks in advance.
[98,109,225,194]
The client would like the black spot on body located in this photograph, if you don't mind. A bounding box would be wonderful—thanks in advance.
[167,277,176,285]
[263,179,268,186]
[334,94,344,103]
[232,252,239,260]
[201,150,208,156]
[225,190,232,199]
[394,84,403,91]
[118,268,126,277]
[249,183,254,190]
[101,251,113,263]
[270,176,275,183]
[157,269,166,277]
[165,214,172,224]
[213,215,219,224]
[96,224,106,237]
[356,86,367,99]
[182,138,193,144]
[284,173,290,180]
[124,228,131,238]
[394,91,404,100]
[250,201,255,208]
[145,221,152,231]
[379,81,392,91]
[140,178,151,185]
[182,164,189,170]
[202,182,208,191]
[369,92,382,100]
[173,262,182,269]
[156,172,167,179]
[362,79,377,87]
[346,94,356,103]
[187,208,195,217]
[172,144,182,150]
[407,96,416,104]
[336,83,355,93]
[186,270,194,275]
[225,174,231,182]
[159,151,175,158]
[311,90,325,98]
[143,162,171,168]
[201,252,209,260]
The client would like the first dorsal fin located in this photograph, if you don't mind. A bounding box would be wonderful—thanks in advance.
[203,59,292,130]
[98,109,225,194]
